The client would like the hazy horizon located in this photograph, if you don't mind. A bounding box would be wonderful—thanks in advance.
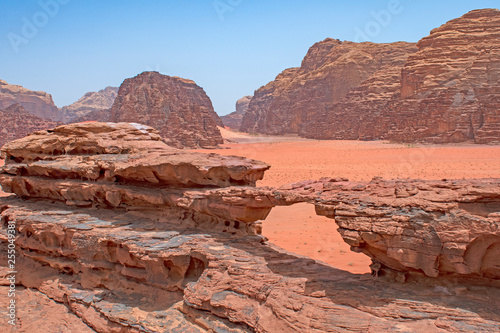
[1,1,499,115]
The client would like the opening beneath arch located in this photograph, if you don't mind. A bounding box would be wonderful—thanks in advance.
[262,202,371,274]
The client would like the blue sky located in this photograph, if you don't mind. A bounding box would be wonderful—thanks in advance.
[1,1,498,115]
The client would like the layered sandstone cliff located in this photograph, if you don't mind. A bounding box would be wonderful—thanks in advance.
[1,123,500,332]
[221,95,252,130]
[0,79,60,121]
[109,72,224,149]
[242,9,500,144]
[240,40,418,135]
[0,104,61,148]
[307,8,500,143]
[61,86,118,123]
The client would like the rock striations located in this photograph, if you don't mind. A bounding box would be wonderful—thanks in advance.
[1,123,500,332]
[0,104,61,148]
[109,72,224,149]
[221,95,252,130]
[0,79,60,121]
[61,86,118,123]
[242,9,500,144]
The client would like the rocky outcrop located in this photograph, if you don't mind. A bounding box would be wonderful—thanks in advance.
[0,79,60,121]
[305,9,500,143]
[0,122,271,234]
[240,41,417,135]
[1,123,500,332]
[278,177,500,282]
[109,72,224,149]
[221,95,252,130]
[0,104,61,148]
[61,86,118,123]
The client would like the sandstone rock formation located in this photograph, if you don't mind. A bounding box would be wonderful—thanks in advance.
[1,122,500,332]
[278,177,500,283]
[307,8,500,144]
[109,72,224,149]
[221,95,252,130]
[240,40,418,135]
[242,9,500,144]
[60,86,118,123]
[0,104,61,148]
[0,79,60,121]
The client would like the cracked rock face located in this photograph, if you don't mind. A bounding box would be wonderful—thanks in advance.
[109,71,224,149]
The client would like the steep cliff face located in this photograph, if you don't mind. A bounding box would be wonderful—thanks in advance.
[304,9,500,143]
[243,9,500,144]
[220,95,252,130]
[240,40,418,135]
[61,86,118,123]
[0,79,60,121]
[388,8,500,143]
[109,72,224,149]
[0,104,61,147]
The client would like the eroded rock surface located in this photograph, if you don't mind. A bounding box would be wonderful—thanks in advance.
[1,123,499,332]
[61,86,118,124]
[0,79,60,121]
[109,72,224,149]
[0,104,61,148]
[278,177,500,282]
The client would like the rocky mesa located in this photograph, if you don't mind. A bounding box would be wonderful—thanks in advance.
[221,95,252,130]
[1,122,499,332]
[242,9,500,144]
[0,79,60,121]
[240,40,418,135]
[60,86,118,124]
[109,71,224,149]
[307,8,500,144]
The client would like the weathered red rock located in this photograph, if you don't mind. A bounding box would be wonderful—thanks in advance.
[1,122,500,332]
[61,86,118,123]
[109,72,224,149]
[277,177,500,282]
[306,9,500,143]
[221,95,252,130]
[243,9,500,144]
[0,79,60,121]
[240,40,417,135]
[0,104,61,148]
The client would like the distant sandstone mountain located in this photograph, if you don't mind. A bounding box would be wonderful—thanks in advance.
[220,95,252,130]
[61,86,118,123]
[0,79,60,121]
[0,104,61,147]
[241,8,500,144]
[109,71,224,149]
[240,40,418,135]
